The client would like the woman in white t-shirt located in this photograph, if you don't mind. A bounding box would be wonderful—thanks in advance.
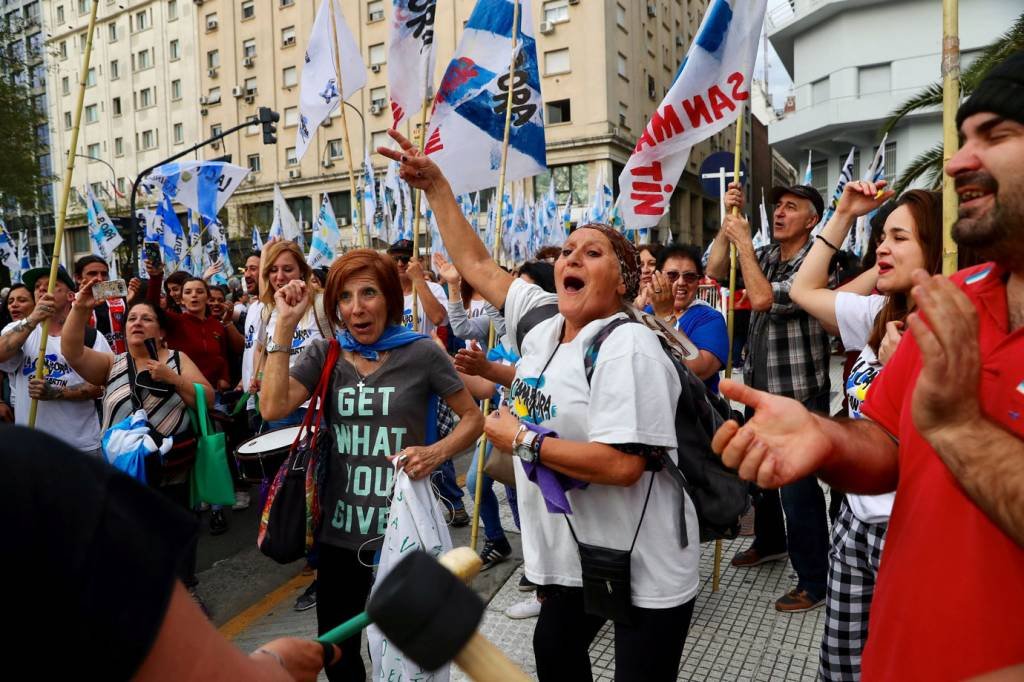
[791,183,944,681]
[380,130,700,681]
[249,240,333,429]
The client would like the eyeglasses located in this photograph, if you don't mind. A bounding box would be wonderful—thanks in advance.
[663,271,700,284]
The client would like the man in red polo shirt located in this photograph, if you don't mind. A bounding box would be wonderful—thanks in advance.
[711,52,1024,679]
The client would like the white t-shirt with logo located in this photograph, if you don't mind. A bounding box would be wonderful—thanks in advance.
[0,322,111,452]
[504,278,700,609]
[835,292,894,524]
[403,281,449,336]
[242,300,324,411]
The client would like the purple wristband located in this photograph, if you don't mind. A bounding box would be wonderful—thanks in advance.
[523,422,557,438]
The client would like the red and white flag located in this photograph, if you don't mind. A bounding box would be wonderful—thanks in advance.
[617,0,766,229]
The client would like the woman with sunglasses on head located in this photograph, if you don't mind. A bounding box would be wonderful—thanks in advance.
[380,130,700,682]
[647,244,729,394]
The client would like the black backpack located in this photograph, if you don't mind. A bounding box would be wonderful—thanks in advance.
[516,309,750,548]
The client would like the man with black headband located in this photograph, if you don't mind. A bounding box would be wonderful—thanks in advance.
[707,179,832,613]
[711,51,1024,679]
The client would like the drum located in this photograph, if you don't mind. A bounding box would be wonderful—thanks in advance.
[234,426,313,483]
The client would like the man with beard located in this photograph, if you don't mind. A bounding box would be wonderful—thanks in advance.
[711,52,1024,679]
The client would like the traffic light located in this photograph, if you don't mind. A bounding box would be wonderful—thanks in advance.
[258,106,280,145]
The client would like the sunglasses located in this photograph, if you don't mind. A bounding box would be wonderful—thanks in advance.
[663,271,700,284]
[392,255,412,264]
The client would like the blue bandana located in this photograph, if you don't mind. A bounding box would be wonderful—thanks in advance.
[336,325,427,360]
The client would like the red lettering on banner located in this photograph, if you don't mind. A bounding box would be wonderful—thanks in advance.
[638,105,685,153]
[708,85,735,120]
[682,95,713,129]
[631,160,664,182]
[424,127,443,155]
[629,161,672,215]
[437,57,479,102]
[391,101,405,127]
[728,72,750,101]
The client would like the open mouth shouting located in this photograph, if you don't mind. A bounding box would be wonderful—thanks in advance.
[562,275,585,294]
[349,319,374,335]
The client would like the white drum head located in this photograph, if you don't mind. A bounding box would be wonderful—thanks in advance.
[236,425,314,454]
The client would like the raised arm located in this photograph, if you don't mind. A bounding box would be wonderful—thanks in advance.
[792,181,893,335]
[706,182,744,282]
[259,282,313,421]
[62,276,114,386]
[379,130,514,310]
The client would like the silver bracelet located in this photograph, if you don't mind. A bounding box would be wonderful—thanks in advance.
[255,648,286,669]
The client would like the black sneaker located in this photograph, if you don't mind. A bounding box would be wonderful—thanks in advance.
[294,581,317,612]
[479,538,512,571]
[518,575,536,592]
[209,509,227,536]
[450,508,470,527]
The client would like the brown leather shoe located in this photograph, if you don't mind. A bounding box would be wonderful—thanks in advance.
[730,547,788,568]
[775,588,825,613]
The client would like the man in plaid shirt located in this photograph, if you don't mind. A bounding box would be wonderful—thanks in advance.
[707,182,831,613]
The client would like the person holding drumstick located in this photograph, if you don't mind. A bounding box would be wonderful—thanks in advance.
[260,249,484,682]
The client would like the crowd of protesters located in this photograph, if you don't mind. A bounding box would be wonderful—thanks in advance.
[2,53,1022,682]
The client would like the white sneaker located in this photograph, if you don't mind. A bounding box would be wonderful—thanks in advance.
[505,598,541,620]
[232,490,251,511]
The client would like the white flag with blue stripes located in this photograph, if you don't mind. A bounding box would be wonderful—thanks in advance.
[143,161,250,224]
[388,0,438,127]
[424,0,546,196]
[618,0,766,228]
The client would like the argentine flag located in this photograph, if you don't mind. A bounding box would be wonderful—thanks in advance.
[424,0,546,196]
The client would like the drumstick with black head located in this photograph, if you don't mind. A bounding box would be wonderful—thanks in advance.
[318,548,529,682]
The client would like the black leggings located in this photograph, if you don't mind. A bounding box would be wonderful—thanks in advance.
[533,586,695,682]
[316,544,375,682]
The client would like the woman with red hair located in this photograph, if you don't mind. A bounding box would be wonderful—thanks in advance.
[259,248,484,682]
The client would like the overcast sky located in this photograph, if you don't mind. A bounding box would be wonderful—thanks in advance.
[754,0,796,105]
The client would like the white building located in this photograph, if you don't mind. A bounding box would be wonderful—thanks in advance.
[766,0,1020,197]
[44,0,203,260]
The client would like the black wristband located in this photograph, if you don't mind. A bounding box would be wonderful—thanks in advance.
[815,234,840,252]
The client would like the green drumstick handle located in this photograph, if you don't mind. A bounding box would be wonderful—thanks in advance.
[318,611,372,645]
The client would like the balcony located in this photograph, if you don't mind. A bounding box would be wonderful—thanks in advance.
[767,0,890,75]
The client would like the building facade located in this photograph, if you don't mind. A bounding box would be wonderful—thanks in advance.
[195,0,744,250]
[767,0,1020,199]
[44,0,203,262]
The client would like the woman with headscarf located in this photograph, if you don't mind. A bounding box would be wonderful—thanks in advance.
[380,130,700,681]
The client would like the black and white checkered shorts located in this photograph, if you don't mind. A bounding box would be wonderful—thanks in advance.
[818,501,887,681]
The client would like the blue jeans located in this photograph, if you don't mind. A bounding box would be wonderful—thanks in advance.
[465,442,506,542]
[750,392,830,600]
[433,458,465,511]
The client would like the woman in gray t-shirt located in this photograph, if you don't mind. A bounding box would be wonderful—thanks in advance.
[259,248,483,682]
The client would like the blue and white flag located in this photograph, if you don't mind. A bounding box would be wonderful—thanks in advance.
[0,220,18,278]
[815,146,856,237]
[588,165,613,224]
[362,146,380,242]
[143,161,250,224]
[755,189,770,249]
[388,0,438,127]
[252,225,264,252]
[155,194,185,271]
[803,149,813,186]
[85,188,124,271]
[850,134,888,255]
[483,199,496,253]
[617,0,767,228]
[424,0,546,195]
[296,0,366,162]
[17,233,30,275]
[308,193,341,268]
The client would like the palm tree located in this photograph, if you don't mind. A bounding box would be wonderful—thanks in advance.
[882,12,1024,194]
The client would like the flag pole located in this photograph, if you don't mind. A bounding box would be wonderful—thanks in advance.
[410,97,431,331]
[327,0,367,248]
[940,0,959,275]
[470,0,520,553]
[28,0,101,428]
[715,104,745,593]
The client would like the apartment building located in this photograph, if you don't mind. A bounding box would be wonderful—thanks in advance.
[44,0,203,260]
[197,0,742,247]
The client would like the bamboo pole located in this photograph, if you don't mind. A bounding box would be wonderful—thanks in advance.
[410,98,431,331]
[28,0,101,428]
[470,0,520,553]
[714,105,745,593]
[940,0,959,275]
[327,0,367,248]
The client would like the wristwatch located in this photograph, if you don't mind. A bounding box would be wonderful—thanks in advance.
[265,339,290,354]
[514,428,539,463]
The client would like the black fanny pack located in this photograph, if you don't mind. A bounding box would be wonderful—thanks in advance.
[566,472,655,626]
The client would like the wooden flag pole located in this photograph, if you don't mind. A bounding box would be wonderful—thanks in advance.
[940,0,959,275]
[28,0,101,428]
[327,0,367,248]
[714,105,745,592]
[470,0,520,552]
[410,97,431,331]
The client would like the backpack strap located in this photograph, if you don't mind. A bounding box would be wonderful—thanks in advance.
[581,316,635,383]
[514,302,559,352]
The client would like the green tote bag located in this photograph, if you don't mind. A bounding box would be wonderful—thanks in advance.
[190,383,236,507]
